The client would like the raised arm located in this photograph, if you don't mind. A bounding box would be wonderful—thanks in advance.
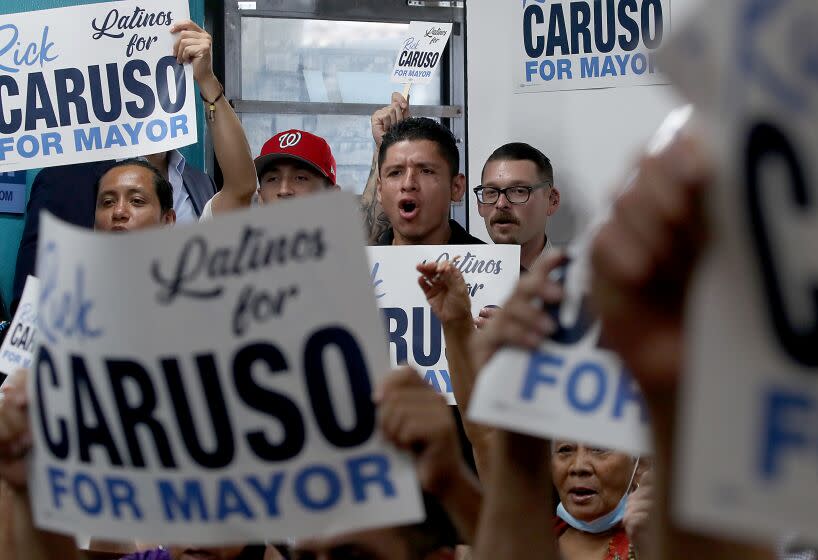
[416,257,564,475]
[0,370,82,560]
[472,430,558,560]
[362,93,409,243]
[173,20,257,214]
[416,260,492,475]
[377,367,482,544]
[590,132,775,560]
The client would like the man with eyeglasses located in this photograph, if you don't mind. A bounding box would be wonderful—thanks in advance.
[474,143,561,271]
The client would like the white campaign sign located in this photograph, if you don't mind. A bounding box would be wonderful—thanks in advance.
[0,276,39,378]
[516,0,671,93]
[0,0,197,172]
[28,194,423,544]
[367,245,519,404]
[664,1,818,544]
[391,21,453,85]
[468,265,651,456]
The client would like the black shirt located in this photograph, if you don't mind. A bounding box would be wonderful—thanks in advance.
[376,219,486,246]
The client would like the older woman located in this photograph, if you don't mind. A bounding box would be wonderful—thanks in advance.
[551,441,641,560]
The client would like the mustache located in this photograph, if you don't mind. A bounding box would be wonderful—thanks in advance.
[490,212,520,226]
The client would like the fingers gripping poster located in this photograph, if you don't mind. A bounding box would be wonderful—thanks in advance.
[0,0,197,172]
[28,194,423,544]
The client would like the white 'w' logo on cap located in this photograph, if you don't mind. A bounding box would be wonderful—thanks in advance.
[279,132,302,149]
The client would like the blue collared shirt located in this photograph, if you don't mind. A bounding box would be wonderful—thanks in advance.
[166,150,196,224]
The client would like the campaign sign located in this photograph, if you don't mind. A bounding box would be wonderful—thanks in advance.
[0,276,39,377]
[663,1,818,544]
[517,0,671,93]
[0,171,27,214]
[28,194,423,544]
[0,0,197,172]
[368,245,519,404]
[468,261,651,456]
[391,21,453,85]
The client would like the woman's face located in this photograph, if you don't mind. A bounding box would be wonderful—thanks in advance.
[551,441,636,522]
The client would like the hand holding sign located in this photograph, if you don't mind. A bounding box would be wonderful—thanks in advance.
[172,20,219,97]
[371,93,410,149]
[470,249,652,456]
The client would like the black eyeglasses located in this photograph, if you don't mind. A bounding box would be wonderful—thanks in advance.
[473,182,552,205]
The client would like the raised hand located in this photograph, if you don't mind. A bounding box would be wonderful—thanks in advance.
[470,251,565,372]
[171,20,220,98]
[0,370,32,490]
[371,92,410,148]
[417,259,473,327]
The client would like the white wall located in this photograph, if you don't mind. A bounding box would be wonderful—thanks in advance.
[465,0,699,245]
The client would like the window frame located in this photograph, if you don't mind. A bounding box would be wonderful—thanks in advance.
[221,0,468,225]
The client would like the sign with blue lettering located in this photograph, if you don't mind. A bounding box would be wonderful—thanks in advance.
[517,0,671,93]
[468,260,651,455]
[391,21,453,86]
[0,275,39,376]
[28,194,423,544]
[663,1,818,544]
[0,0,198,173]
[367,245,520,404]
[0,171,27,214]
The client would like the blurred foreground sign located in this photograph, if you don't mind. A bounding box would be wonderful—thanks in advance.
[666,0,818,544]
[469,259,651,456]
[28,193,423,545]
[0,276,39,379]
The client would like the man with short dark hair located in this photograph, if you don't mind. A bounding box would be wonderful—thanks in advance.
[375,118,483,247]
[94,160,177,232]
[475,143,561,271]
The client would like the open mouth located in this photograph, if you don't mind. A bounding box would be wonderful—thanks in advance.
[399,199,420,220]
[568,487,598,504]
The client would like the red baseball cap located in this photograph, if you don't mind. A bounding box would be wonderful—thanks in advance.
[255,129,337,185]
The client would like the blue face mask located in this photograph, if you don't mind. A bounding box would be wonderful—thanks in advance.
[556,458,639,534]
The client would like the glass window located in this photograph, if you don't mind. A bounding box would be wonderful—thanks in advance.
[239,18,446,194]
[241,18,442,105]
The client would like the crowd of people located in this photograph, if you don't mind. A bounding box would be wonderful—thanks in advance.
[0,14,809,560]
